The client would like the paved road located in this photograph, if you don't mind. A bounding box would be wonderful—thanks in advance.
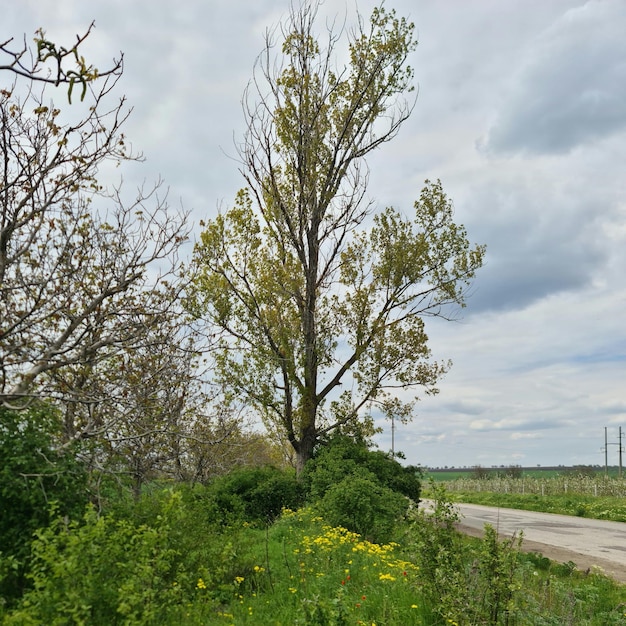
[423,501,626,583]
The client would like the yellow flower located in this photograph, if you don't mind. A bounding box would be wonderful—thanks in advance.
[234,576,245,585]
[253,565,265,573]
[196,578,206,590]
[411,604,418,609]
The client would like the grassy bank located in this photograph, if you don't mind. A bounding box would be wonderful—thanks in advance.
[444,491,626,522]
[2,485,626,625]
[3,434,626,625]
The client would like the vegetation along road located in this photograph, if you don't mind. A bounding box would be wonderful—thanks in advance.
[448,501,626,584]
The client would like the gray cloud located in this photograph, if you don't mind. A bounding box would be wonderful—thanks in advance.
[461,175,610,314]
[5,0,626,469]
[469,417,568,433]
[442,400,488,416]
[484,1,626,155]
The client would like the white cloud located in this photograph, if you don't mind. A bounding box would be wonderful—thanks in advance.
[510,432,541,441]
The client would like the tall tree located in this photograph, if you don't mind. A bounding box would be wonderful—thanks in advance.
[189,1,485,473]
[0,34,188,420]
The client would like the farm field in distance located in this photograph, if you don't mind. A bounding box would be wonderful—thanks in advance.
[426,465,621,481]
[425,465,626,523]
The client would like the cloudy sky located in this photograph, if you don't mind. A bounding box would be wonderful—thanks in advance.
[5,0,625,468]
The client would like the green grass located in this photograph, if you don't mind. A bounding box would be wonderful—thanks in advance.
[442,490,626,522]
[3,484,626,625]
[427,470,472,481]
[169,505,626,625]
[209,509,423,625]
[426,467,620,481]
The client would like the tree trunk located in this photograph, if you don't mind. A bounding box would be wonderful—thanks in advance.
[295,425,317,475]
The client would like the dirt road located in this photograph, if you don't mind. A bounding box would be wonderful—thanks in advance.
[425,501,626,584]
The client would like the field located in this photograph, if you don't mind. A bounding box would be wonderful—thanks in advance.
[427,466,621,481]
[426,468,626,522]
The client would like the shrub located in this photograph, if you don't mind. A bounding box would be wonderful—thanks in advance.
[4,491,236,625]
[203,465,304,525]
[407,483,524,625]
[0,404,88,603]
[470,464,492,479]
[316,471,407,542]
[6,506,175,625]
[301,434,422,503]
[497,464,523,479]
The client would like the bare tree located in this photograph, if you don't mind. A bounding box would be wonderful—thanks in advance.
[0,57,188,418]
[0,26,273,491]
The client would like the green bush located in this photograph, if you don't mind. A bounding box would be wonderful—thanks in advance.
[4,491,235,625]
[6,507,173,625]
[316,471,407,542]
[407,483,525,625]
[301,434,422,502]
[203,465,304,525]
[0,404,88,603]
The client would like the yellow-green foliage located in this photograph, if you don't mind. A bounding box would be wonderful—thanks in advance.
[2,484,625,625]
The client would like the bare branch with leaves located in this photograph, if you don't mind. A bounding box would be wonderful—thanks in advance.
[0,21,123,102]
[0,62,188,414]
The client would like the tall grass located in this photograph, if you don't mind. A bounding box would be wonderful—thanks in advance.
[2,485,625,625]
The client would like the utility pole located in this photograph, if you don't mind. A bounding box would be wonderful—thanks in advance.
[605,426,608,476]
[602,427,624,477]
[391,413,395,457]
[619,426,624,478]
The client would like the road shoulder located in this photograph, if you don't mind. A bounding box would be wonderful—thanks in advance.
[456,522,626,585]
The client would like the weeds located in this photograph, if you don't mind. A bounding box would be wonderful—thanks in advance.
[1,478,625,624]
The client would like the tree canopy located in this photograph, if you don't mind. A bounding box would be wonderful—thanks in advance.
[189,1,485,472]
